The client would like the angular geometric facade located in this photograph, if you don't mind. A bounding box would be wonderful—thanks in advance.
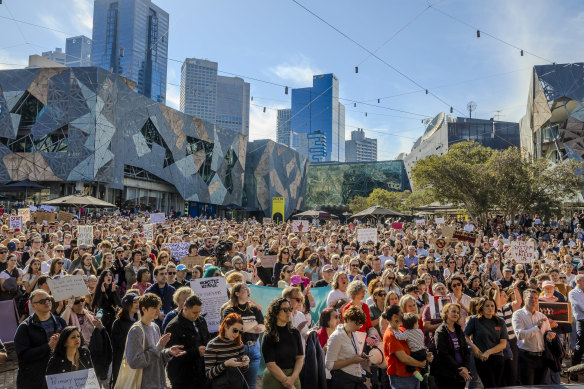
[520,63,584,163]
[244,139,308,220]
[0,67,247,206]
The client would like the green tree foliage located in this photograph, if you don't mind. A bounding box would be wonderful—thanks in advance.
[348,189,433,214]
[349,196,369,214]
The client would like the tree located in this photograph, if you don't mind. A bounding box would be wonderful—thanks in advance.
[366,188,406,210]
[349,196,368,214]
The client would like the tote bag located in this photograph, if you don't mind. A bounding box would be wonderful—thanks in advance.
[114,322,145,389]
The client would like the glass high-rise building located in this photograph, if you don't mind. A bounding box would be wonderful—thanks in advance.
[277,108,292,146]
[216,76,250,136]
[66,35,92,67]
[291,73,345,161]
[91,0,168,104]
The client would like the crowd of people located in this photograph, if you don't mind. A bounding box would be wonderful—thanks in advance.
[1,210,584,389]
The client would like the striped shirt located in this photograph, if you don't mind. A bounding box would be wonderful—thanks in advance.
[497,303,516,340]
[204,336,247,380]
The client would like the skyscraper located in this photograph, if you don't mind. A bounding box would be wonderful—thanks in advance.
[345,129,377,162]
[291,73,345,161]
[91,0,168,104]
[277,108,292,147]
[180,57,250,136]
[66,35,92,67]
[41,48,66,65]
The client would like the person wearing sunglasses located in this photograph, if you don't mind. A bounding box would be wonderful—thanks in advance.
[204,313,250,388]
[14,289,67,388]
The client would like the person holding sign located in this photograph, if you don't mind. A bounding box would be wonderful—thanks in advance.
[46,326,93,375]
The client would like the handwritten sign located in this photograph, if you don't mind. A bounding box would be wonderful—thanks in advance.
[18,208,30,224]
[262,217,272,225]
[180,255,206,268]
[429,295,452,319]
[164,242,190,261]
[415,219,426,226]
[35,211,56,224]
[46,368,100,389]
[511,241,536,264]
[143,223,154,241]
[435,217,445,224]
[441,225,454,238]
[150,212,165,224]
[539,301,572,323]
[291,220,309,233]
[10,215,22,230]
[77,225,93,246]
[47,275,89,302]
[357,228,378,244]
[259,255,277,268]
[190,277,228,332]
[391,222,403,230]
[452,230,477,243]
[58,210,74,223]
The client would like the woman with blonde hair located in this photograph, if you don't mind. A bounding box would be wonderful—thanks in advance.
[161,286,194,332]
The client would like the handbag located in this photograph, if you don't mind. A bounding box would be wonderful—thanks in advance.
[114,322,145,389]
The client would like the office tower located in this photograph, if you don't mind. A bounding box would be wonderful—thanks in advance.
[91,0,168,103]
[291,73,345,161]
[66,35,92,67]
[277,108,292,147]
[180,57,250,135]
[345,128,377,162]
[41,48,66,65]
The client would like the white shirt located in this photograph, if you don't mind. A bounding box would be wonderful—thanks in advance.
[327,289,349,308]
[512,306,551,352]
[325,325,362,378]
[291,310,309,350]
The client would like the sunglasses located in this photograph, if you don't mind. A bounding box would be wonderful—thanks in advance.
[282,251,289,254]
[451,283,462,287]
[56,249,65,253]
[280,307,292,313]
[56,262,64,265]
[33,298,51,305]
[351,264,359,267]
[0,251,7,254]
[257,249,264,252]
[285,270,293,273]
[168,272,176,275]
[73,299,84,305]
[376,293,387,297]
[291,297,303,302]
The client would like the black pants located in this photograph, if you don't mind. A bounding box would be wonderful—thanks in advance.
[503,338,519,386]
[572,320,584,366]
[474,354,504,388]
[518,349,548,385]
[406,349,427,374]
[434,374,466,389]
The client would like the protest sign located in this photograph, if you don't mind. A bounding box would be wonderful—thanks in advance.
[259,255,277,268]
[18,208,31,224]
[539,301,572,323]
[262,217,272,225]
[164,242,190,261]
[357,228,378,244]
[10,215,22,230]
[415,219,426,226]
[0,300,18,342]
[77,225,93,246]
[191,277,228,332]
[46,368,100,389]
[429,295,452,319]
[150,212,165,224]
[391,222,403,230]
[136,217,145,223]
[511,241,536,264]
[143,223,154,241]
[180,255,206,268]
[452,230,477,243]
[435,238,446,249]
[441,225,454,238]
[34,211,56,224]
[47,275,89,302]
[57,210,74,223]
[41,205,56,212]
[29,205,38,212]
[292,220,309,233]
[435,217,445,224]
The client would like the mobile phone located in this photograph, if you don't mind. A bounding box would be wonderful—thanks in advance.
[236,357,244,362]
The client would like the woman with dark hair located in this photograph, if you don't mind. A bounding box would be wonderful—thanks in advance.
[131,267,152,295]
[433,303,472,389]
[0,254,22,301]
[204,313,250,388]
[273,246,292,286]
[111,293,140,385]
[22,258,42,294]
[465,275,483,298]
[448,275,471,327]
[92,269,121,332]
[464,297,508,388]
[297,246,312,263]
[46,326,93,375]
[278,265,293,288]
[262,297,304,389]
[96,252,114,277]
[48,257,66,278]
[316,307,340,352]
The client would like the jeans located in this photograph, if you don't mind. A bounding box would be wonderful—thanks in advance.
[244,342,261,389]
[572,320,584,367]
[388,375,420,389]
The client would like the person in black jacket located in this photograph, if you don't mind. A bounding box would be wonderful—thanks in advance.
[46,326,93,375]
[92,269,121,332]
[14,289,67,389]
[433,303,472,389]
[110,293,140,384]
[166,294,210,389]
[144,265,176,327]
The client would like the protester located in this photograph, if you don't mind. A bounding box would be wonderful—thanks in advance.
[161,286,194,332]
[46,326,93,375]
[111,293,140,385]
[91,269,121,332]
[131,266,152,295]
[144,265,176,328]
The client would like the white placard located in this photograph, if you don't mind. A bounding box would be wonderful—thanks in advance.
[357,228,378,244]
[47,275,90,302]
[77,225,93,246]
[512,241,536,264]
[416,219,426,226]
[291,220,309,233]
[190,277,228,333]
[164,242,190,261]
[150,212,165,224]
[435,217,445,224]
[18,208,30,224]
[10,216,22,230]
[29,205,38,212]
[429,295,452,319]
[46,368,100,389]
[143,224,154,241]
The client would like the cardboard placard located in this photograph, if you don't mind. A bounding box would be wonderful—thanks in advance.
[18,208,31,224]
[539,301,572,323]
[555,283,572,296]
[441,225,455,239]
[435,217,445,224]
[435,238,446,249]
[190,277,228,333]
[259,255,277,268]
[164,242,190,261]
[47,275,90,302]
[452,230,477,243]
[143,223,154,241]
[34,211,56,224]
[150,212,165,224]
[292,220,309,233]
[357,228,378,244]
[10,215,22,230]
[262,217,272,225]
[391,222,403,230]
[511,241,536,264]
[77,225,94,246]
[180,255,206,268]
[58,210,74,223]
[46,368,100,389]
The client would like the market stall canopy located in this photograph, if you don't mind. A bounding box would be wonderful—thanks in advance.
[351,205,405,219]
[292,210,338,219]
[43,194,116,208]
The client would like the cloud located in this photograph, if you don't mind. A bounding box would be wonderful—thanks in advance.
[71,0,93,34]
[166,85,180,110]
[249,105,281,141]
[269,57,322,85]
[39,15,66,41]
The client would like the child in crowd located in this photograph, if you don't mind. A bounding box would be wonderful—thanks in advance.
[394,312,426,381]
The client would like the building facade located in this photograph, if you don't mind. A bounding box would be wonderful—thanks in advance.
[291,73,345,162]
[91,0,168,104]
[345,128,377,162]
[41,48,66,65]
[216,76,250,136]
[65,35,92,67]
[276,108,292,147]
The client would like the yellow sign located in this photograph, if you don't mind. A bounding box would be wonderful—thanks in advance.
[272,197,285,223]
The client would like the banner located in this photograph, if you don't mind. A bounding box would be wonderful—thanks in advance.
[190,277,229,332]
[539,301,572,323]
[10,215,22,230]
[429,295,452,319]
[47,275,90,301]
[77,225,93,246]
[0,300,18,342]
[415,219,426,226]
[18,208,31,224]
[259,255,277,268]
[46,368,100,389]
[511,241,536,263]
[391,222,403,230]
[164,242,190,261]
[357,228,378,244]
[272,197,285,223]
[143,223,154,241]
[150,212,165,224]
[452,230,477,243]
[291,220,309,233]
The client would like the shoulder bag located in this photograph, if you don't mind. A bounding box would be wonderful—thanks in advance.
[114,322,145,389]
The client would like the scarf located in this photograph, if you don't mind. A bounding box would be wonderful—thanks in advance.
[69,308,96,345]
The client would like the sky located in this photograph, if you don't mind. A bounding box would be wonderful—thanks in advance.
[1,0,584,160]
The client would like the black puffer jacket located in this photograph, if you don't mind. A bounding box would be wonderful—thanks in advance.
[46,346,93,375]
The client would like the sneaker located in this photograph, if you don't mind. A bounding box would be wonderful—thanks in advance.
[413,371,424,382]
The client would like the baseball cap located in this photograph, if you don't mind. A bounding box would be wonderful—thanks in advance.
[121,293,140,305]
[322,264,334,272]
[542,280,555,289]
[7,242,16,252]
[176,264,187,271]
